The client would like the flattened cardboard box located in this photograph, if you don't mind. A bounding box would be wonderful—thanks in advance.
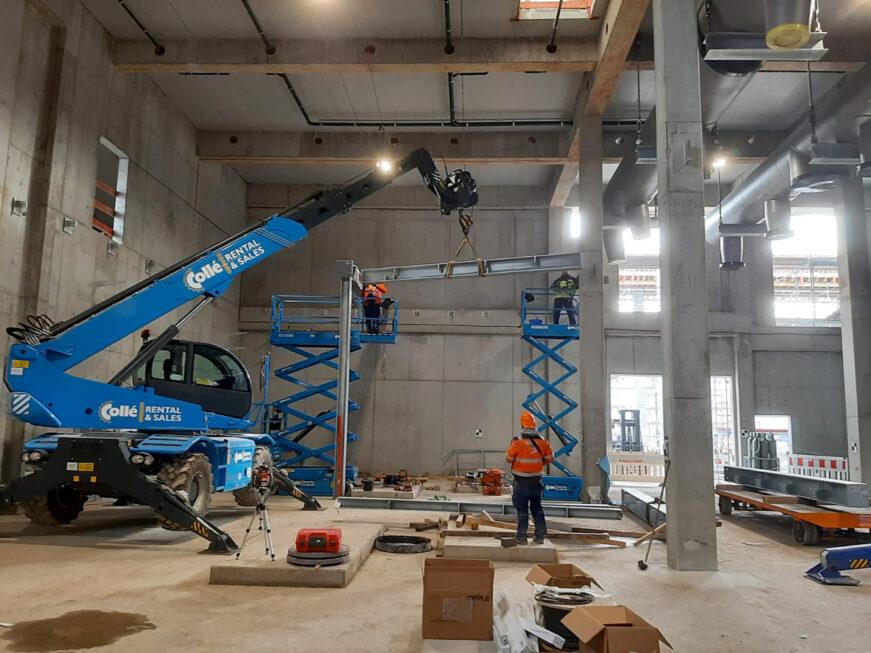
[422,558,494,641]
[561,605,672,653]
[526,563,603,590]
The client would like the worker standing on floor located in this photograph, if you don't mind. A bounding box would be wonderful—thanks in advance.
[361,282,388,334]
[505,411,554,544]
[550,271,579,326]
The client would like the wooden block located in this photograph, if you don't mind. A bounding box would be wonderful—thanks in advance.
[443,536,558,562]
[455,513,466,527]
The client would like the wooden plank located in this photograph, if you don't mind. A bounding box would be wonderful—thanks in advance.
[442,530,611,542]
[95,179,117,197]
[573,526,652,539]
[632,523,666,547]
[585,0,651,115]
[93,198,115,218]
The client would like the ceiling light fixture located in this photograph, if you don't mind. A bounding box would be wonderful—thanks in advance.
[376,159,394,174]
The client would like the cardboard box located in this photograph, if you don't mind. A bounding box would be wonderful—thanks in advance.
[526,563,603,591]
[422,558,494,641]
[561,605,671,653]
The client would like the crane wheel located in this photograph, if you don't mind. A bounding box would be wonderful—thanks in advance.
[232,446,273,507]
[23,486,86,526]
[156,453,213,531]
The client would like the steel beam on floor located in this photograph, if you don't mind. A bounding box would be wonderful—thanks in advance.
[723,466,869,508]
[360,252,582,283]
[336,496,623,520]
[621,488,667,528]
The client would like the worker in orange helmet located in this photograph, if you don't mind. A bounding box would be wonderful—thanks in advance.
[361,282,389,334]
[505,411,554,544]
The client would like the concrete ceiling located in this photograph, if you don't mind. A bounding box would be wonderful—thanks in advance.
[82,0,871,188]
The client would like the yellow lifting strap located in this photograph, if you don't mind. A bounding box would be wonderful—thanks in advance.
[444,211,485,279]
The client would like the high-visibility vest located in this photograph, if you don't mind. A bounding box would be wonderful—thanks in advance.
[506,436,554,477]
[553,278,576,299]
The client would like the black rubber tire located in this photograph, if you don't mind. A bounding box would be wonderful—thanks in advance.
[718,495,733,516]
[156,453,212,530]
[792,519,820,546]
[23,486,86,526]
[232,446,273,507]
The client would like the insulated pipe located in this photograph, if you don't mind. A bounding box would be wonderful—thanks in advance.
[719,236,746,271]
[705,60,871,243]
[602,50,760,264]
[763,198,792,237]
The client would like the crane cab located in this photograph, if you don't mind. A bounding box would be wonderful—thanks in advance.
[132,339,252,419]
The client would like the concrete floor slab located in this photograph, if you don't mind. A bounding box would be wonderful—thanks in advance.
[352,484,422,499]
[209,522,383,588]
[443,536,558,562]
[2,494,871,651]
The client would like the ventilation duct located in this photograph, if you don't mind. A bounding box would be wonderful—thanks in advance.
[705,60,871,243]
[603,1,762,237]
[859,118,871,178]
[719,236,746,271]
[603,228,626,265]
[764,0,813,50]
[763,199,792,239]
[789,149,847,193]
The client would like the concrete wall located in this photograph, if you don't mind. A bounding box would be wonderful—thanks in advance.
[0,0,247,479]
[239,200,850,474]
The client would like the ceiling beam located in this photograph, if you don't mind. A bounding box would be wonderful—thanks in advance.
[548,0,649,206]
[114,37,605,74]
[198,130,575,165]
[586,0,651,116]
[203,128,784,167]
[247,184,553,210]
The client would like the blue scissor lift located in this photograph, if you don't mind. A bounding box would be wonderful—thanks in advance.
[263,294,397,495]
[520,288,583,501]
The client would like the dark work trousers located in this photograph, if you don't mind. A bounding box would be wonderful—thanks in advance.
[512,475,547,540]
[363,302,381,334]
[552,297,576,325]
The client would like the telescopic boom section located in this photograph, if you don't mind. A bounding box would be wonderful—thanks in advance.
[7,148,477,372]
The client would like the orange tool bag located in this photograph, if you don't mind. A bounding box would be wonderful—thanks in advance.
[481,469,504,496]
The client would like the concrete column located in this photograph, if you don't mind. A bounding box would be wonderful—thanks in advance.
[835,173,871,482]
[653,0,718,570]
[733,334,755,465]
[577,115,607,502]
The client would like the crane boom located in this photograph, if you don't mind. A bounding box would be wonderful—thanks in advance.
[5,148,477,432]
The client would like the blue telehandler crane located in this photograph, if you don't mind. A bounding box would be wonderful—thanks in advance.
[0,149,478,552]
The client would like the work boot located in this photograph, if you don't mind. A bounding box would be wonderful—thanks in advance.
[533,536,545,545]
[516,536,528,545]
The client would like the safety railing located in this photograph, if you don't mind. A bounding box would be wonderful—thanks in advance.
[442,449,509,476]
[520,287,580,338]
[270,293,398,344]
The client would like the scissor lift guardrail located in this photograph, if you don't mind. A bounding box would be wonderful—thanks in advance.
[265,294,397,495]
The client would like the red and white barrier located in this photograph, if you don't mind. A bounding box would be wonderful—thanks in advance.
[787,453,849,481]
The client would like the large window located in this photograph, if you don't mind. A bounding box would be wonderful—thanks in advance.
[711,376,735,478]
[517,0,594,20]
[609,374,664,453]
[93,136,129,245]
[618,227,661,313]
[754,415,793,471]
[771,211,839,327]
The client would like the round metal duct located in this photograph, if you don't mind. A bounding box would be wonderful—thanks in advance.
[764,0,813,50]
[719,236,746,271]
[789,149,847,193]
[763,198,792,239]
[603,229,626,265]
[858,118,871,178]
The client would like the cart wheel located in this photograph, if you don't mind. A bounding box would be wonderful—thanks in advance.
[718,495,733,516]
[792,519,820,546]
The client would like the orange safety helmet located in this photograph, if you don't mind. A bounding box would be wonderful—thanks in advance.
[520,411,536,430]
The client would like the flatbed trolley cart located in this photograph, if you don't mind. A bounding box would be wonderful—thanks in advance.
[716,483,871,545]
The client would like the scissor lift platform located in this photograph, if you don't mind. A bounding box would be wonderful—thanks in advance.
[716,482,871,545]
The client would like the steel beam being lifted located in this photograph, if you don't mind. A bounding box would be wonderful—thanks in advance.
[360,252,581,283]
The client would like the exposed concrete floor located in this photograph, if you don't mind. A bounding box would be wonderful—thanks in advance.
[1,490,870,653]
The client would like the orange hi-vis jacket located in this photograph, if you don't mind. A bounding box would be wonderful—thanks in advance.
[506,433,554,477]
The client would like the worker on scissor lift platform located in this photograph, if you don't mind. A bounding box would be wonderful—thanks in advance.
[550,271,579,325]
[506,411,554,545]
[361,282,388,334]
